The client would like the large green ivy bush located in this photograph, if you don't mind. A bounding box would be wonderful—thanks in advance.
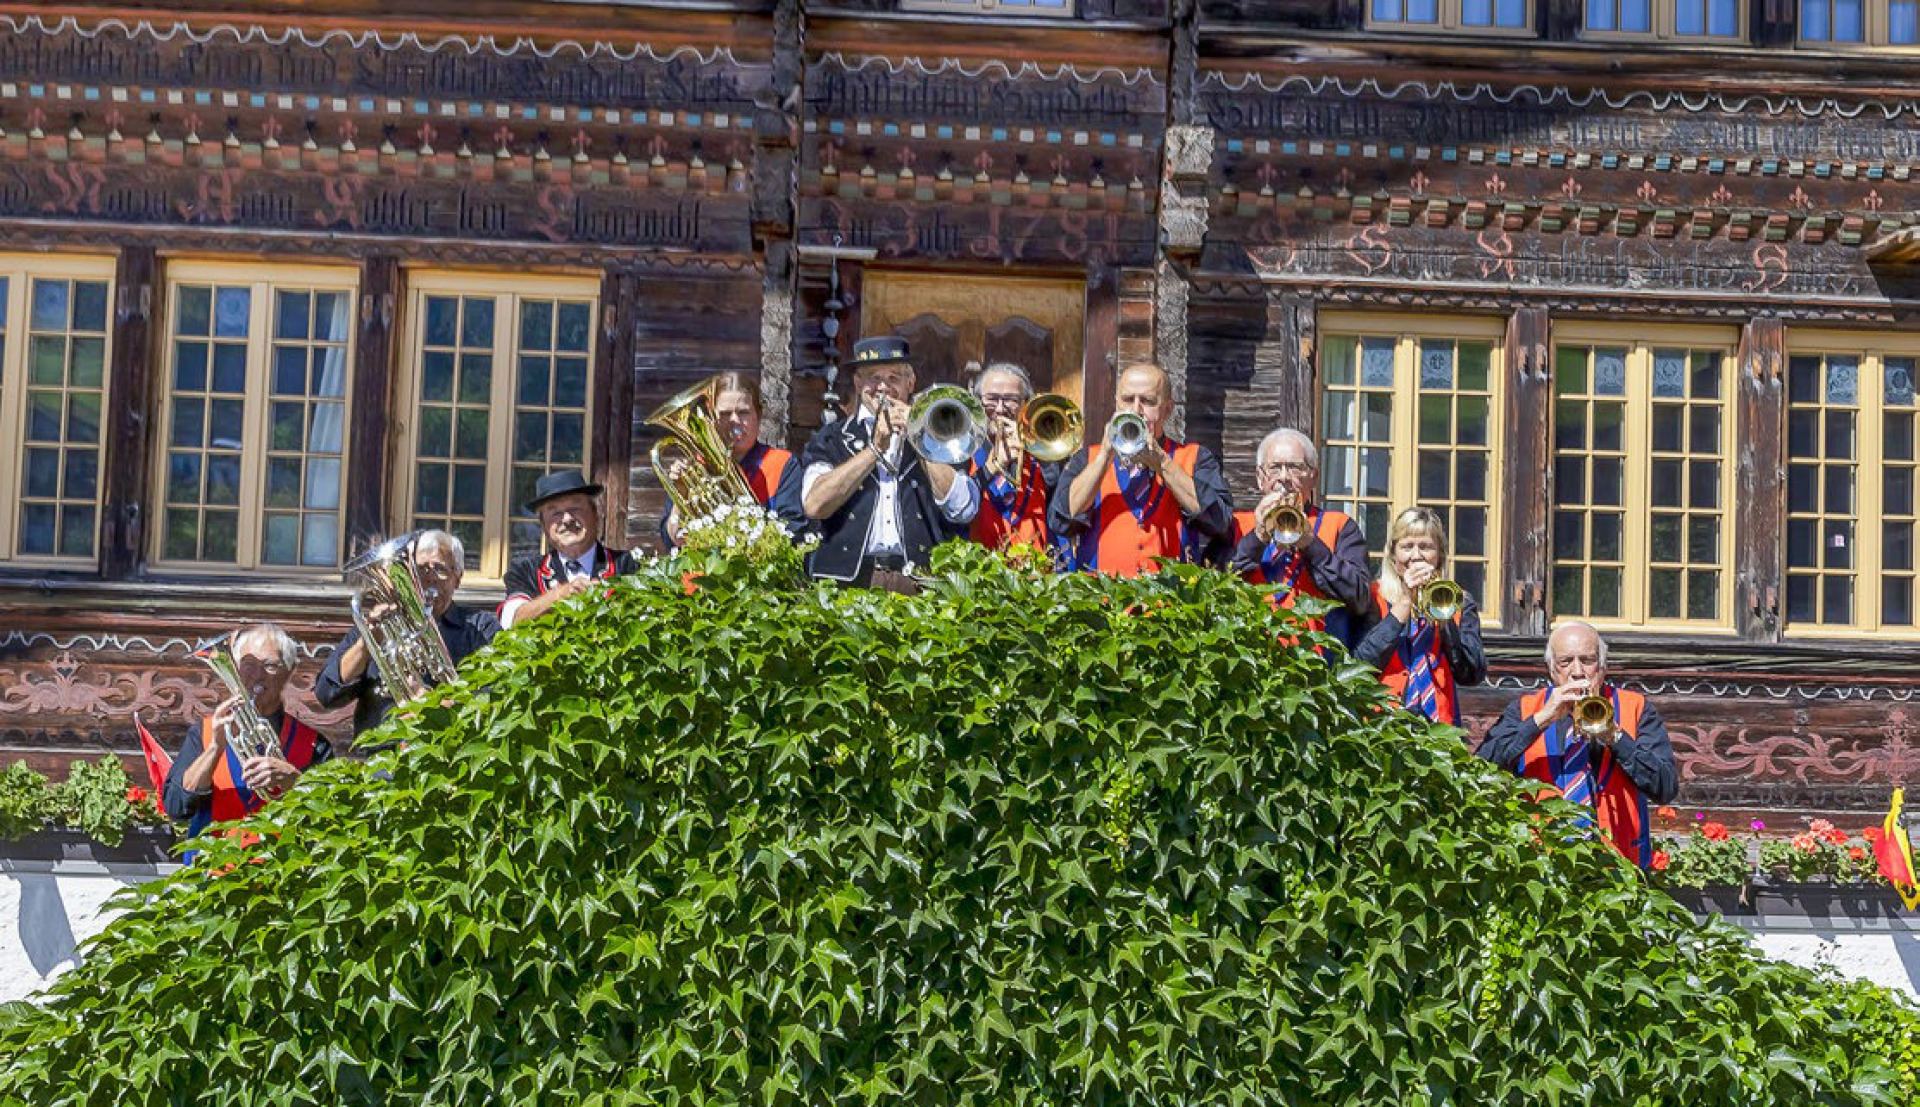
[1,546,1915,1105]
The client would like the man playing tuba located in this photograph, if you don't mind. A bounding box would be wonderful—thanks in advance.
[499,472,644,628]
[1476,621,1679,870]
[164,623,332,843]
[316,529,499,736]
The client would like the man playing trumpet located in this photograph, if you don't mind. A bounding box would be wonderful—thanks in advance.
[1230,428,1371,645]
[1049,362,1233,576]
[164,623,332,842]
[1477,621,1679,869]
[316,529,499,736]
[968,362,1062,552]
[800,336,979,592]
[1354,507,1485,726]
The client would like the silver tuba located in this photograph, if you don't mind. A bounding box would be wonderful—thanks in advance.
[193,635,283,762]
[343,532,459,706]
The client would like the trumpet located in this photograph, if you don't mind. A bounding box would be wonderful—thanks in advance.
[1572,693,1615,741]
[904,384,989,467]
[1261,495,1312,548]
[1415,578,1465,622]
[1107,412,1151,461]
[193,635,283,762]
[646,377,754,521]
[1017,393,1082,464]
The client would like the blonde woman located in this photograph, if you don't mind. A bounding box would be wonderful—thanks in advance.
[1354,507,1486,726]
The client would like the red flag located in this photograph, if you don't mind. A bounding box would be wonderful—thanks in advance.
[1874,788,1919,911]
[133,714,173,816]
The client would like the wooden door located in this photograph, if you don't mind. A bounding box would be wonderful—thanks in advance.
[859,272,1086,402]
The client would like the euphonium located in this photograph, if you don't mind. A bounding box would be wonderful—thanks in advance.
[1262,496,1312,548]
[906,384,989,466]
[343,532,458,707]
[1018,393,1083,464]
[193,634,283,762]
[1572,693,1616,740]
[645,378,754,520]
[1416,578,1465,622]
[1107,412,1151,461]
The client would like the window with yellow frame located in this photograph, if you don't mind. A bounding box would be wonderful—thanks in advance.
[1784,336,1920,635]
[1549,328,1737,629]
[1318,315,1504,623]
[150,263,358,572]
[0,255,116,567]
[397,272,598,579]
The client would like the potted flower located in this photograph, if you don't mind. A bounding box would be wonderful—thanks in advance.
[1750,819,1903,920]
[1651,810,1754,916]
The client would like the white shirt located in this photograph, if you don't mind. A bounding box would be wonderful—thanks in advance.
[498,545,598,628]
[801,407,979,561]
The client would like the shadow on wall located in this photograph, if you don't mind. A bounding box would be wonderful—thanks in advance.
[17,874,78,978]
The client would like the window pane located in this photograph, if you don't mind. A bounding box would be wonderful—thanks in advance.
[16,278,110,561]
[1893,0,1919,41]
[1834,0,1863,39]
[1621,0,1651,30]
[1462,0,1494,23]
[258,284,353,569]
[1586,0,1616,29]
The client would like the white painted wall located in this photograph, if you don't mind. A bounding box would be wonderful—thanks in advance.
[3,864,1918,1006]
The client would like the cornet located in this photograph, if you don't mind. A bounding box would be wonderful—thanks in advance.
[1415,578,1465,622]
[1261,495,1312,548]
[1572,693,1616,741]
[1106,412,1151,462]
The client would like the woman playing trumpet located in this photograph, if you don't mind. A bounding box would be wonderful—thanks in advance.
[1354,507,1486,727]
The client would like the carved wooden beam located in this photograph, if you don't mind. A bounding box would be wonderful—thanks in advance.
[344,256,396,556]
[1736,316,1787,642]
[594,267,639,549]
[100,246,156,581]
[1500,306,1551,638]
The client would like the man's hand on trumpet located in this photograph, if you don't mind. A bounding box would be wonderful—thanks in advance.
[985,414,1022,481]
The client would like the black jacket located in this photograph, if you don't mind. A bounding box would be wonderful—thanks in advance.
[315,604,499,736]
[799,416,972,582]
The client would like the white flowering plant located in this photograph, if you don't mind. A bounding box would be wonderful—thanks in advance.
[676,497,817,582]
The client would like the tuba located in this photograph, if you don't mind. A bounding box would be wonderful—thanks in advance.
[1416,578,1465,622]
[193,635,283,762]
[1262,496,1312,548]
[343,532,459,707]
[1018,393,1083,464]
[905,384,989,466]
[1107,412,1152,462]
[1572,693,1615,741]
[645,378,754,521]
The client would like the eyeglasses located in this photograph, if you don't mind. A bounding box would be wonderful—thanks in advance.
[1258,461,1315,477]
[414,562,459,580]
[238,659,289,677]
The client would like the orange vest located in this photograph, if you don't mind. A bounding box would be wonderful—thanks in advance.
[1076,441,1201,577]
[970,454,1051,550]
[1239,508,1351,623]
[739,444,792,507]
[1371,584,1463,726]
[1514,686,1653,868]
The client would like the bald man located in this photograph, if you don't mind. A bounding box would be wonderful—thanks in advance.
[1476,622,1679,869]
[1047,362,1233,576]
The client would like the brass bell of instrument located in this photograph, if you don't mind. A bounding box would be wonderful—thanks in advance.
[343,532,460,707]
[906,384,989,466]
[1018,392,1083,464]
[1572,693,1616,740]
[645,377,755,520]
[1107,412,1151,461]
[1416,578,1464,622]
[1262,497,1312,548]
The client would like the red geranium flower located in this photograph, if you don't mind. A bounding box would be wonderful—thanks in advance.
[1864,827,1886,843]
[1700,822,1730,842]
[1822,828,1849,846]
[1651,850,1671,872]
[1810,818,1836,834]
[1792,832,1819,854]
[1850,847,1867,862]
[1655,806,1679,820]
[125,785,148,805]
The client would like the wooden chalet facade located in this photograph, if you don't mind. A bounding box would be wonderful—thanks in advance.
[0,0,1915,826]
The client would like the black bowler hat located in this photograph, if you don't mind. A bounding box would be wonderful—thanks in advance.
[524,470,603,513]
[851,336,911,367]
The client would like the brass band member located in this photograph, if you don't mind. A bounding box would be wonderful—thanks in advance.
[499,471,643,628]
[1230,428,1371,645]
[316,529,499,735]
[800,336,980,592]
[1049,362,1233,576]
[662,372,808,546]
[1354,507,1486,726]
[1477,622,1679,869]
[969,362,1059,552]
[164,623,331,842]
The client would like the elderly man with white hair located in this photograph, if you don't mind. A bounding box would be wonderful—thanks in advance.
[1230,427,1373,646]
[1476,621,1680,869]
[164,622,332,843]
[315,528,500,737]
